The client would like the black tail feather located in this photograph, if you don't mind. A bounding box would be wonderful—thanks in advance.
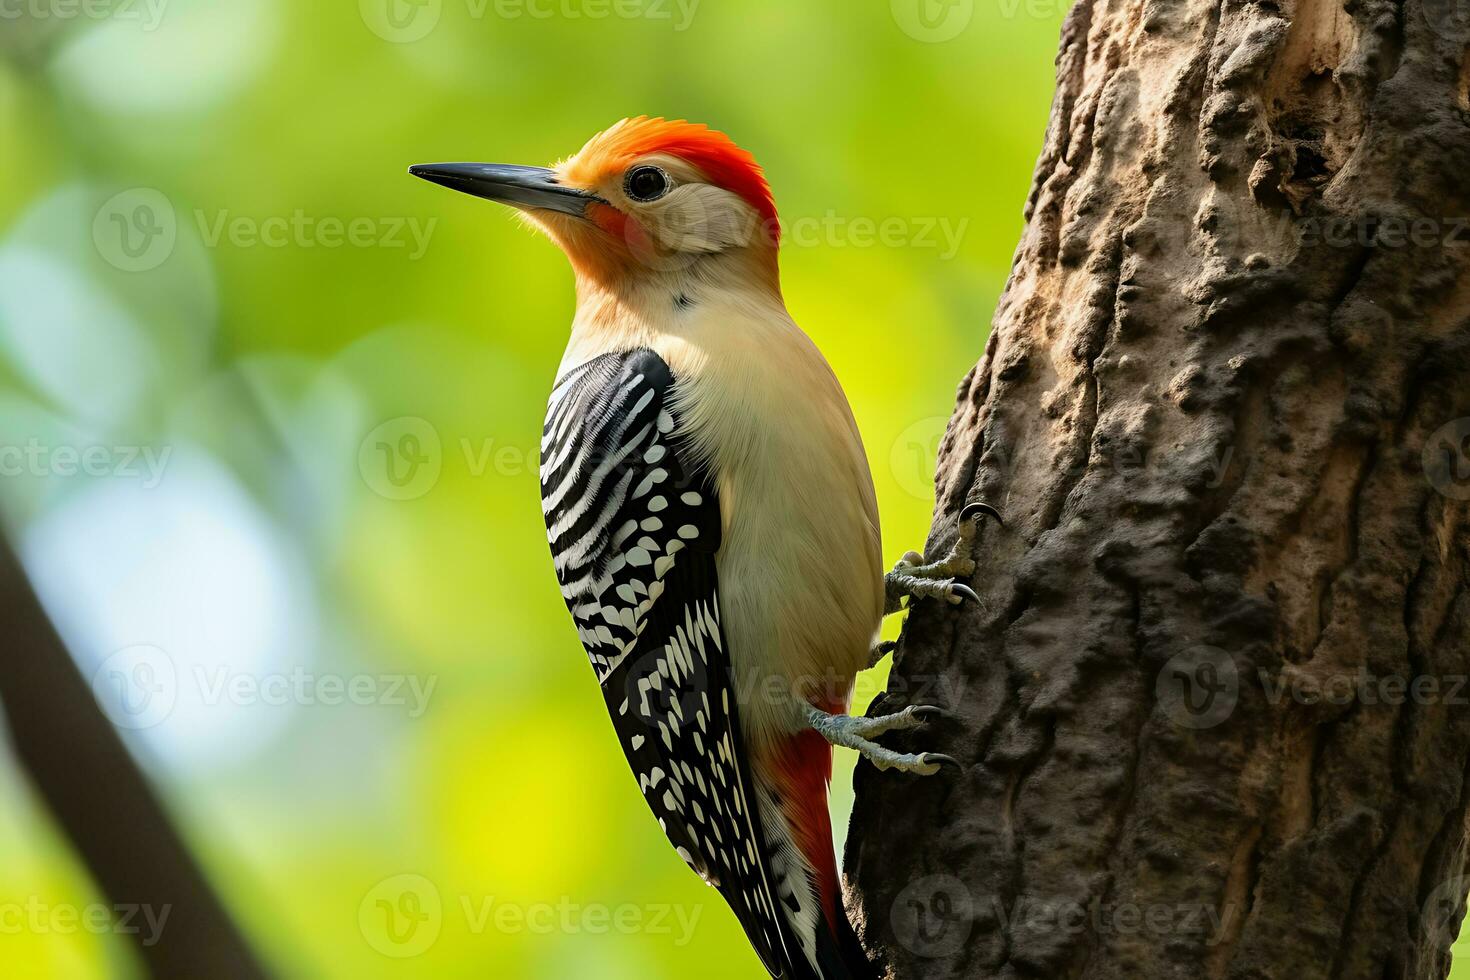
[800,905,876,980]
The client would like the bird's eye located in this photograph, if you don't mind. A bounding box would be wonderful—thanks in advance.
[624,165,671,202]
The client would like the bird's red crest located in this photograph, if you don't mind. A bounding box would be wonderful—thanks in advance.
[566,117,780,243]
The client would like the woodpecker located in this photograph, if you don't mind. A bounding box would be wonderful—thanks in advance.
[411,118,996,980]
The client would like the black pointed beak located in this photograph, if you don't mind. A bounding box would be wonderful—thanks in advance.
[408,163,601,218]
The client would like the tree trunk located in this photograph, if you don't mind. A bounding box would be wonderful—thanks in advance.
[845,0,1470,977]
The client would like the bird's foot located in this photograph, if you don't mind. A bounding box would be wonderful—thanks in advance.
[883,502,1002,614]
[805,705,956,775]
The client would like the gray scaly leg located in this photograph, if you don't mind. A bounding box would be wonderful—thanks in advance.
[805,704,957,776]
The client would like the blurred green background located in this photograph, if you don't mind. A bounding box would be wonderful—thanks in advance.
[3,0,1429,978]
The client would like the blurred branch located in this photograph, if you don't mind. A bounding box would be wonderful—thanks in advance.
[0,531,270,979]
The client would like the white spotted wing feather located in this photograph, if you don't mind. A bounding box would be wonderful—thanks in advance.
[539,347,801,977]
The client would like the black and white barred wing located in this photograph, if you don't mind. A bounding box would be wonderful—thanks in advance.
[606,562,805,977]
[540,349,697,679]
[538,348,803,978]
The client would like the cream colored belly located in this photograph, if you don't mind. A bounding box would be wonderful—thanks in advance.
[713,447,883,747]
[639,299,884,747]
[674,362,884,748]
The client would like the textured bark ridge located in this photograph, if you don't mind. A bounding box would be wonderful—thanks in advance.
[846,0,1470,977]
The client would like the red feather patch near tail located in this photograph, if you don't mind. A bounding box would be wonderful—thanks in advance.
[768,727,841,935]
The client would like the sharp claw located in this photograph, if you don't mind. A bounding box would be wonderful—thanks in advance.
[908,705,949,721]
[920,753,960,770]
[961,501,1004,527]
[951,584,980,604]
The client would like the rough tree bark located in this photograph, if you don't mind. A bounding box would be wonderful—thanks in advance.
[846,0,1470,977]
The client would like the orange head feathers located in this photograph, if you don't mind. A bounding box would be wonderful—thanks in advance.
[411,118,781,287]
[562,117,780,243]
